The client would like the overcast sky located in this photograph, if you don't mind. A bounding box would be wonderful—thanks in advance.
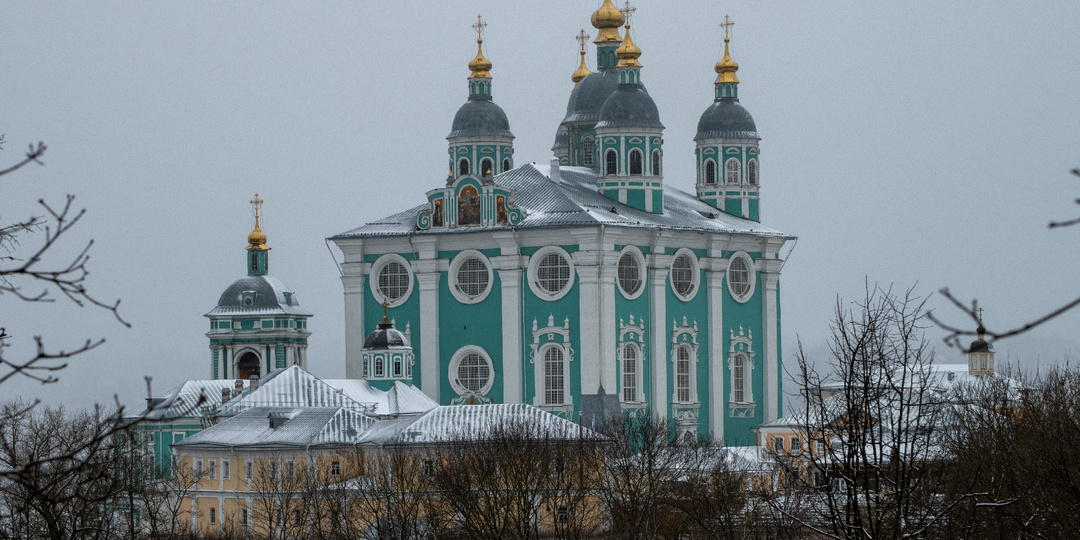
[2,2,1078,412]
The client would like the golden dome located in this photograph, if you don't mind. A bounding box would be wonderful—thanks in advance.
[247,224,267,250]
[715,37,739,84]
[616,24,642,67]
[572,49,591,84]
[591,0,624,43]
[468,38,492,78]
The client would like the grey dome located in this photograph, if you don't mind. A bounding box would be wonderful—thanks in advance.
[968,339,992,354]
[448,99,514,139]
[551,124,569,152]
[695,99,759,141]
[595,86,664,130]
[560,70,622,124]
[207,275,311,317]
[363,324,410,350]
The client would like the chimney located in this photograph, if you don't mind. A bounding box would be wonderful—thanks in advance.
[233,379,243,399]
[221,387,231,404]
[249,374,259,392]
[550,158,561,183]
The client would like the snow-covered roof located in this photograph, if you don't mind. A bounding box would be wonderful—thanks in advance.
[323,379,439,417]
[173,406,375,448]
[217,365,374,416]
[331,164,793,239]
[358,403,598,445]
[132,379,250,421]
[205,275,311,318]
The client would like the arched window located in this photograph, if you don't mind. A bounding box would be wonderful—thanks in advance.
[733,353,747,402]
[605,149,618,176]
[651,149,661,176]
[502,158,511,173]
[458,158,470,177]
[622,344,639,402]
[582,136,595,166]
[629,149,643,175]
[236,351,260,381]
[480,158,494,177]
[544,347,565,405]
[705,160,716,185]
[725,158,741,184]
[374,355,385,377]
[675,346,692,403]
[747,159,758,185]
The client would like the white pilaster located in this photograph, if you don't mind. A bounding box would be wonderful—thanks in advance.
[416,268,441,404]
[342,274,366,379]
[598,252,619,393]
[706,257,726,441]
[496,263,523,403]
[575,255,601,395]
[649,235,671,418]
[762,266,780,422]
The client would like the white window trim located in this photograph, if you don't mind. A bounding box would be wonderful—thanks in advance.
[616,246,647,300]
[725,252,756,303]
[369,254,415,308]
[670,317,700,404]
[538,342,571,407]
[724,157,741,185]
[448,345,495,398]
[618,314,647,406]
[747,158,759,186]
[530,314,575,414]
[669,248,700,302]
[527,246,576,302]
[727,326,757,410]
[449,250,494,304]
[703,158,718,185]
[620,342,643,404]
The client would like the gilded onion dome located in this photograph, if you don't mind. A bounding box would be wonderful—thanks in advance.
[715,37,739,84]
[572,49,591,84]
[591,0,624,43]
[616,24,642,67]
[468,38,492,78]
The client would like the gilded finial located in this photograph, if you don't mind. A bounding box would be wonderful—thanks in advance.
[379,298,392,328]
[620,1,636,25]
[468,15,492,78]
[715,15,739,84]
[246,193,268,249]
[976,308,986,338]
[591,0,624,43]
[572,29,592,84]
[616,23,642,67]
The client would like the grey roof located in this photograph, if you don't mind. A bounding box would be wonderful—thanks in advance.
[218,365,374,416]
[332,163,792,240]
[595,85,664,130]
[447,98,513,139]
[551,124,569,152]
[363,326,409,349]
[695,98,759,141]
[323,379,439,417]
[205,275,311,318]
[173,406,375,448]
[357,403,597,445]
[130,379,250,421]
[559,69,621,124]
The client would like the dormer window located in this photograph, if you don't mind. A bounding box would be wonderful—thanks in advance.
[283,292,292,306]
[241,291,256,307]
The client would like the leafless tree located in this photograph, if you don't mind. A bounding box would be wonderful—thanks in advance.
[346,444,442,540]
[930,167,1080,346]
[777,285,981,539]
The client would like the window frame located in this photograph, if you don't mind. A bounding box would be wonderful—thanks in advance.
[458,158,470,177]
[616,246,646,299]
[540,343,569,406]
[369,254,414,308]
[726,252,756,303]
[480,157,494,177]
[222,459,230,479]
[747,158,759,186]
[605,149,618,176]
[621,342,642,403]
[629,148,644,175]
[449,250,494,304]
[725,157,741,184]
[651,149,661,176]
[669,248,700,301]
[675,345,693,403]
[527,246,575,301]
[448,346,495,398]
[330,459,341,477]
[704,159,717,185]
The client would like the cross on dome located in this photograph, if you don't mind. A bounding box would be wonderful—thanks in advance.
[472,14,487,42]
[620,1,636,25]
[721,14,735,40]
[576,29,590,50]
[250,193,264,223]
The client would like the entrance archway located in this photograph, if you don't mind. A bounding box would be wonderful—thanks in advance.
[236,351,261,381]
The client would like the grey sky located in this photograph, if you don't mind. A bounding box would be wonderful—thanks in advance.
[2,2,1078,410]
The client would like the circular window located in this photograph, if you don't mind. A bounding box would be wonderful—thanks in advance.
[450,251,493,304]
[528,246,575,301]
[449,346,494,397]
[727,252,756,303]
[669,249,699,301]
[617,247,646,299]
[370,254,414,307]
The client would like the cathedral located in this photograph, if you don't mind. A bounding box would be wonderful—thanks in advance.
[325,2,794,445]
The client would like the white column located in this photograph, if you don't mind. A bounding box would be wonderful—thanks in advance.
[706,259,726,442]
[416,269,441,403]
[496,264,523,403]
[649,248,671,419]
[340,239,367,378]
[599,252,619,393]
[762,268,780,422]
[575,255,601,395]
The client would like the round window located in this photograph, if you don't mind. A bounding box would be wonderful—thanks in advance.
[727,253,755,302]
[528,247,575,301]
[450,347,495,397]
[370,255,414,307]
[670,252,698,299]
[617,248,645,299]
[450,251,492,304]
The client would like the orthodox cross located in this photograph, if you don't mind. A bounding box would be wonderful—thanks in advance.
[977,307,984,323]
[250,193,264,223]
[576,29,590,52]
[620,1,636,25]
[472,14,487,41]
[721,15,734,40]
